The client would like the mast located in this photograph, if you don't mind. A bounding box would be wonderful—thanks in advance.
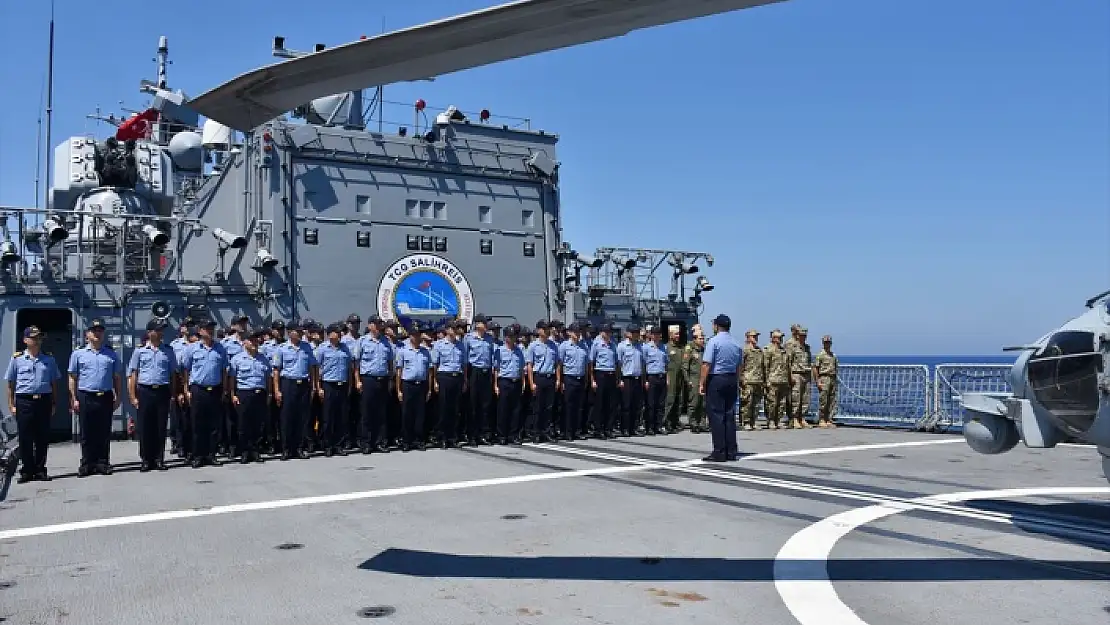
[43,0,55,212]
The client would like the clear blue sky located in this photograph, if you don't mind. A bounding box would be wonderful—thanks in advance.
[0,0,1106,355]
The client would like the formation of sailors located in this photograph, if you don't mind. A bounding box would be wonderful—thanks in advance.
[4,312,839,482]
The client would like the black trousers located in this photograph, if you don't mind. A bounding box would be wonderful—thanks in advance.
[620,376,644,435]
[359,374,390,448]
[706,373,739,458]
[468,368,493,440]
[400,380,427,446]
[137,384,171,463]
[78,390,114,467]
[221,392,238,453]
[280,378,311,455]
[528,373,556,438]
[321,380,348,449]
[496,377,522,441]
[436,371,463,442]
[14,393,51,474]
[189,384,222,459]
[236,388,267,454]
[561,376,585,439]
[645,373,667,433]
[591,371,616,435]
[346,385,361,448]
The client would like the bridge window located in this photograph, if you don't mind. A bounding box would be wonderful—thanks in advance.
[522,209,535,228]
[480,239,493,255]
[479,205,492,224]
[433,201,447,220]
[304,228,318,245]
[405,200,419,218]
[523,242,535,257]
[434,237,447,252]
[356,195,371,215]
[406,235,419,251]
[356,231,370,248]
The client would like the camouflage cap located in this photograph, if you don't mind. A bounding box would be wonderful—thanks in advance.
[745,328,759,337]
[770,329,784,337]
[797,326,808,333]
[790,323,799,331]
[822,334,832,342]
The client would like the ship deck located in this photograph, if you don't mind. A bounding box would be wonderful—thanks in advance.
[1,428,1108,625]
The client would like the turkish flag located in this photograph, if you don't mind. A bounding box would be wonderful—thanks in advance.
[116,108,159,141]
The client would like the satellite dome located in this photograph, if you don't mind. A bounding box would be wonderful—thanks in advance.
[167,131,204,172]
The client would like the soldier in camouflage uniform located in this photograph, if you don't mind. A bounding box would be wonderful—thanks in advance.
[739,329,766,430]
[786,326,813,428]
[813,334,839,428]
[762,329,789,428]
[663,326,685,433]
[682,332,706,432]
[783,324,799,425]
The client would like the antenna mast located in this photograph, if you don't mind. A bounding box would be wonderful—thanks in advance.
[43,0,56,211]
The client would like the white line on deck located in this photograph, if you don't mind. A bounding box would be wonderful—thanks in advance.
[773,486,1110,625]
[0,439,961,540]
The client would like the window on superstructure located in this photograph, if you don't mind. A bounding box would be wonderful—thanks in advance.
[356,195,372,215]
[479,205,492,224]
[405,200,419,218]
[433,201,447,220]
[480,239,493,255]
[522,209,535,228]
[419,201,434,219]
[356,231,371,248]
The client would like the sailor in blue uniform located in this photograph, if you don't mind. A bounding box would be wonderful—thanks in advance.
[525,320,559,443]
[180,318,228,467]
[451,318,472,444]
[394,320,431,451]
[126,318,180,472]
[67,319,124,476]
[430,321,467,449]
[642,326,669,435]
[578,321,594,438]
[463,314,494,446]
[315,323,355,456]
[588,322,618,439]
[5,326,61,482]
[219,315,248,456]
[342,313,362,450]
[272,322,318,460]
[557,322,588,441]
[167,317,192,456]
[700,314,741,462]
[229,329,273,464]
[260,320,286,453]
[354,315,393,454]
[616,324,647,437]
[493,328,526,445]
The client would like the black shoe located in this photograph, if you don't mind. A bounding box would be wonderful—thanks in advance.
[295,451,308,460]
[35,471,51,481]
[280,452,291,461]
[324,448,334,457]
[16,474,31,484]
[254,453,265,463]
[702,454,726,462]
[99,463,113,475]
[139,462,151,473]
[208,456,223,466]
[155,461,168,471]
[334,447,348,456]
[240,455,251,464]
[78,464,91,477]
[191,458,203,468]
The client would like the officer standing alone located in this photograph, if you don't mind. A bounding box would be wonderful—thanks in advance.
[126,319,180,472]
[67,319,123,476]
[699,314,741,462]
[5,326,61,482]
[229,330,272,463]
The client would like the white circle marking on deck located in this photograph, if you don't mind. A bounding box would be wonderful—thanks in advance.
[774,486,1110,625]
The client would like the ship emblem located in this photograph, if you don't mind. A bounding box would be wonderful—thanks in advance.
[377,253,474,327]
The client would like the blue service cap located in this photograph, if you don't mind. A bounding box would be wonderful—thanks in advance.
[626,323,640,333]
[713,314,731,328]
[198,318,218,328]
[146,319,168,332]
[271,320,286,330]
[249,329,270,342]
[473,313,489,324]
[599,322,614,333]
[89,318,106,330]
[23,326,43,338]
[567,322,581,332]
[326,323,343,334]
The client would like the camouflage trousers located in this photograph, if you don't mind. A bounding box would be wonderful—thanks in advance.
[739,383,763,428]
[764,382,788,425]
[685,383,705,430]
[664,373,686,429]
[817,375,837,421]
[789,372,811,423]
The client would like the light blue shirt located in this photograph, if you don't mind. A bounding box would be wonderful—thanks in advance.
[221,335,244,360]
[229,351,272,391]
[356,335,393,376]
[273,340,317,380]
[127,342,178,386]
[396,342,431,382]
[68,344,124,392]
[316,342,353,383]
[703,331,742,375]
[169,336,189,361]
[643,342,668,375]
[431,338,467,373]
[589,336,617,372]
[180,341,228,387]
[340,334,359,356]
[616,340,645,376]
[494,343,526,380]
[6,351,61,394]
[260,338,281,362]
[557,339,588,377]
[526,339,559,375]
[464,332,494,368]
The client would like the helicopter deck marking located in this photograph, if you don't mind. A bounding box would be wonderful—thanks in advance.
[774,486,1110,625]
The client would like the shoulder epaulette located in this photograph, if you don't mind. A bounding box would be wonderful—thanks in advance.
[13,351,21,357]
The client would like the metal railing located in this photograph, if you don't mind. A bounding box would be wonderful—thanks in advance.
[930,364,1013,432]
